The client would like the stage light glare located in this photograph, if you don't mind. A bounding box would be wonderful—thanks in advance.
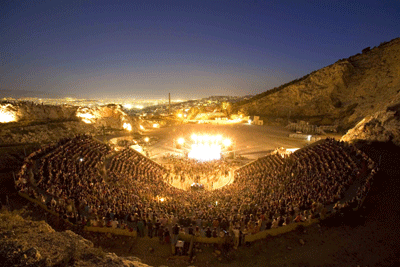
[144,137,150,143]
[223,139,232,147]
[160,198,165,202]
[188,143,221,161]
[140,125,145,130]
[177,137,185,145]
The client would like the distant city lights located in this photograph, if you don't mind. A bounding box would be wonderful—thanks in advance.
[123,104,133,109]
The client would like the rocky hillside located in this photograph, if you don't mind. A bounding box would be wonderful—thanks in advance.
[0,210,150,267]
[76,105,134,130]
[341,102,400,145]
[236,38,400,130]
[0,103,135,144]
[1,102,77,122]
[0,121,99,144]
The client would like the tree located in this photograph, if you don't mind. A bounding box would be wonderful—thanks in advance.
[222,102,232,118]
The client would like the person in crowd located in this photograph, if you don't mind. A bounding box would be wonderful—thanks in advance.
[206,227,212,238]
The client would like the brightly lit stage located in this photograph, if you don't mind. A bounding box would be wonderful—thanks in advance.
[162,133,235,191]
[176,134,232,161]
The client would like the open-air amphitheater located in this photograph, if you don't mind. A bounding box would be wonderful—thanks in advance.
[15,125,377,253]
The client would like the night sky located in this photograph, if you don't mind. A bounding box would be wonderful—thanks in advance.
[1,0,399,100]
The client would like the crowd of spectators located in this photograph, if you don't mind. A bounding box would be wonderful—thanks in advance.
[161,154,234,189]
[15,135,377,250]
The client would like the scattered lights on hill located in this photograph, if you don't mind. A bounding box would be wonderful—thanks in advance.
[0,104,17,123]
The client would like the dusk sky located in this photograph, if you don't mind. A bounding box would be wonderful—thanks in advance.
[1,0,399,100]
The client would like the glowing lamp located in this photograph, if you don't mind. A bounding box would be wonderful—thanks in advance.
[123,122,132,131]
[0,105,17,123]
[76,112,95,124]
[177,137,185,145]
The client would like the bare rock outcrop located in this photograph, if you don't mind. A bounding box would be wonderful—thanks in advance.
[0,103,135,144]
[236,37,400,129]
[0,102,78,122]
[341,102,400,146]
[76,104,135,130]
[0,210,151,267]
[0,121,99,144]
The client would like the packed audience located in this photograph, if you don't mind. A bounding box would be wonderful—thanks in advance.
[16,135,377,250]
[161,154,233,189]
